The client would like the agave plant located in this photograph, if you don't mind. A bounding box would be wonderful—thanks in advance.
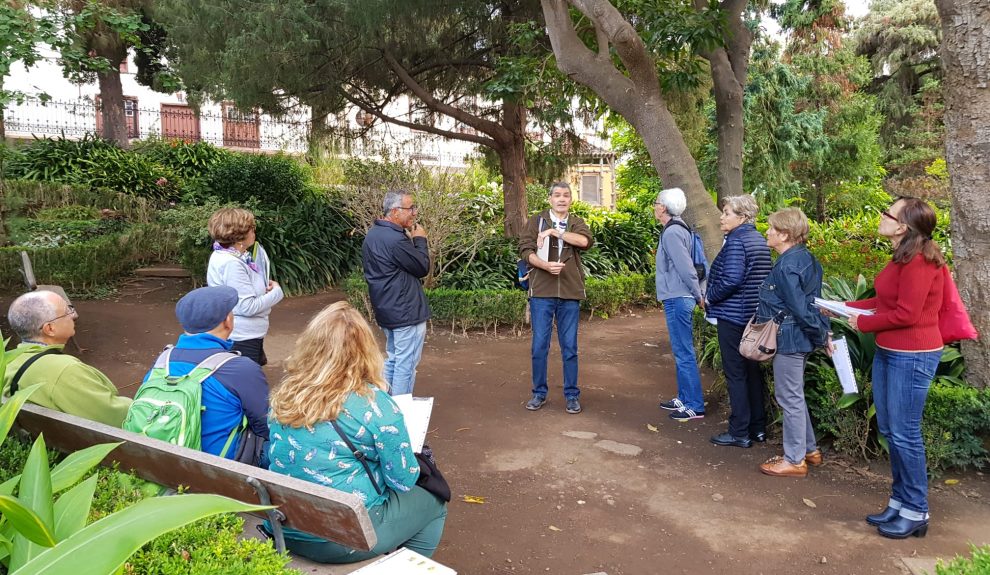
[0,337,271,575]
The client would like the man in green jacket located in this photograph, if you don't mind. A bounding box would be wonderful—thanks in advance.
[3,290,131,427]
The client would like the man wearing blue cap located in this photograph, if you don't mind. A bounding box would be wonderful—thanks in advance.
[135,286,270,463]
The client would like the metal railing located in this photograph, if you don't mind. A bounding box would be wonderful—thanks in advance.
[2,97,484,168]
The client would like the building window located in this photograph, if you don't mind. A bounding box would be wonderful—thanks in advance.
[581,173,601,205]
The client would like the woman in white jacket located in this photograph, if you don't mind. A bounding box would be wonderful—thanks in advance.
[206,208,284,365]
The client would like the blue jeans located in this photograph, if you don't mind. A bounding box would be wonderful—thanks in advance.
[872,347,941,518]
[662,297,704,413]
[383,322,427,396]
[530,297,580,400]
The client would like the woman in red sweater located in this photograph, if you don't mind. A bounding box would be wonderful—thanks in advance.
[847,197,944,539]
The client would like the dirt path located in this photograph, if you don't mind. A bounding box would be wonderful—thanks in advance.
[3,279,988,575]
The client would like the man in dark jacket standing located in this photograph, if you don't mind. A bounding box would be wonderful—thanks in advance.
[362,189,431,396]
[519,182,594,414]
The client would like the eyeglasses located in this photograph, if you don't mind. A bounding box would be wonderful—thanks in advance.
[881,210,899,222]
[46,304,77,324]
[395,205,419,212]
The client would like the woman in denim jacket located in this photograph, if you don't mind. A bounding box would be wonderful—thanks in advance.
[756,208,831,478]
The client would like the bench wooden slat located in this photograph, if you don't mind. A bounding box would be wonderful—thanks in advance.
[14,403,377,551]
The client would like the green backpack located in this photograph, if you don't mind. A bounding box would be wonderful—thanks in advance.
[123,346,241,454]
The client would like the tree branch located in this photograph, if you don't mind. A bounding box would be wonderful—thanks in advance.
[568,0,661,89]
[540,0,641,115]
[341,90,498,148]
[382,50,508,142]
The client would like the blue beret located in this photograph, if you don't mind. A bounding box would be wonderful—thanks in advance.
[175,286,239,334]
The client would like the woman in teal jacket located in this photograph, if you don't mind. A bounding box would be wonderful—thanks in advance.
[266,301,447,563]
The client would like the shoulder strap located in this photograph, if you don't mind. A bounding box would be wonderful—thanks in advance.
[330,419,383,496]
[9,347,63,396]
[152,345,175,376]
[192,351,241,373]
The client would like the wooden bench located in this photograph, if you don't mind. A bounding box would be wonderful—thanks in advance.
[13,403,377,554]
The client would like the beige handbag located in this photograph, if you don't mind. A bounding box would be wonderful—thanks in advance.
[739,314,781,361]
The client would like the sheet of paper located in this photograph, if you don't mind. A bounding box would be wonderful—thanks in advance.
[391,394,433,454]
[350,547,457,574]
[814,298,875,318]
[831,336,858,395]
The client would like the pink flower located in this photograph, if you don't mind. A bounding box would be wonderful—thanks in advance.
[156,177,168,186]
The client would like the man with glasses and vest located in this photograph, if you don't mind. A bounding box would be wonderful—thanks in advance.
[3,290,131,426]
[362,189,431,396]
[519,182,594,414]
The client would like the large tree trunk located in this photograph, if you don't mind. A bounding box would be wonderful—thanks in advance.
[701,0,750,202]
[710,58,745,202]
[97,70,129,147]
[934,0,990,388]
[540,0,723,257]
[88,15,129,147]
[498,100,529,238]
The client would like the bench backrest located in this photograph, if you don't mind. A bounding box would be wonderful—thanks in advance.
[14,403,377,551]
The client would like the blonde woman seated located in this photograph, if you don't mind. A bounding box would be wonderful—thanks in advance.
[266,302,447,563]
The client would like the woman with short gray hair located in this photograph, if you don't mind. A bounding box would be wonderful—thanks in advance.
[705,195,773,448]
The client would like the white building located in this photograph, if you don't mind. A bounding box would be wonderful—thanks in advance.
[3,47,616,206]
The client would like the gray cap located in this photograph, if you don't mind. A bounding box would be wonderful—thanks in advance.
[175,286,239,334]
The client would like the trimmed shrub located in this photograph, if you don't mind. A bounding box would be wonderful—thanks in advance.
[342,273,528,333]
[0,224,162,290]
[923,383,990,472]
[2,179,156,222]
[35,205,101,220]
[583,273,652,317]
[191,152,309,206]
[7,217,129,248]
[427,288,528,333]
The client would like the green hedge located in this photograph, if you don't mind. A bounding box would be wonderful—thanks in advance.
[343,271,654,332]
[1,179,157,222]
[584,273,654,317]
[0,224,162,290]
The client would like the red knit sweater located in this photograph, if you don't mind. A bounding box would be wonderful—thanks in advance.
[847,254,944,351]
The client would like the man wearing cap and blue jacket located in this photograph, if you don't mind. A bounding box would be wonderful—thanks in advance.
[138,286,270,463]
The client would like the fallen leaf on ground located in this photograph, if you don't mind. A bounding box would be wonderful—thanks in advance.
[548,525,562,531]
[803,498,817,508]
[462,495,486,504]
[455,427,471,432]
[944,479,960,485]
[647,424,659,433]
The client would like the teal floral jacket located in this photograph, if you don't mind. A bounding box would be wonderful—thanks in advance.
[267,386,419,508]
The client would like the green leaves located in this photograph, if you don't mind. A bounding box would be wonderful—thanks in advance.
[12,494,271,575]
[8,435,56,571]
[0,496,56,548]
[0,384,42,448]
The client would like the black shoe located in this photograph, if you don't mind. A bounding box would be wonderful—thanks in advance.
[878,516,929,539]
[659,398,685,411]
[750,431,767,443]
[710,432,752,448]
[866,506,901,526]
